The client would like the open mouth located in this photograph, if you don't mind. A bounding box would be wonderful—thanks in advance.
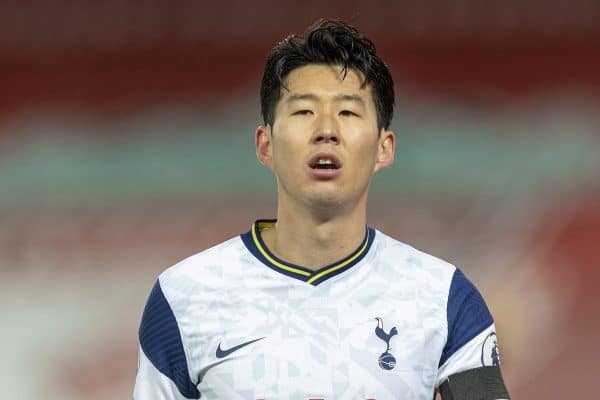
[311,159,339,169]
[309,154,342,170]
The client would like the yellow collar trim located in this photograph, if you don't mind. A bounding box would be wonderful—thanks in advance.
[250,220,372,284]
[251,221,311,277]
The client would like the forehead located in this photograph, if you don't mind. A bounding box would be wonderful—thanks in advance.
[279,64,373,103]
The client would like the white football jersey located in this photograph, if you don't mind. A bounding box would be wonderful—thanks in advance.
[134,220,501,400]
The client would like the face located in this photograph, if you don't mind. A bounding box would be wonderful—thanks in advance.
[256,64,395,213]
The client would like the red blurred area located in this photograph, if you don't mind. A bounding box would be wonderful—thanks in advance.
[1,1,600,121]
[517,201,600,398]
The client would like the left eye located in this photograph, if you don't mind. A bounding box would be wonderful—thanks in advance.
[340,110,358,117]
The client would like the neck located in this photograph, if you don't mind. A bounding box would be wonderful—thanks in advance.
[261,195,368,271]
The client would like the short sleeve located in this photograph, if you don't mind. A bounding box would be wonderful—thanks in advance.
[133,280,200,399]
[436,268,500,387]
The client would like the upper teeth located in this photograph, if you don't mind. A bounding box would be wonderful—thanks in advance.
[317,159,333,165]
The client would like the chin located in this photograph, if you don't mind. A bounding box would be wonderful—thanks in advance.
[304,192,346,210]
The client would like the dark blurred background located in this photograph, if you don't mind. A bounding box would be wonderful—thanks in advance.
[1,1,599,398]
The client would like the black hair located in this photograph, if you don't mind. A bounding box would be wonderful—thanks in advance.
[260,19,395,131]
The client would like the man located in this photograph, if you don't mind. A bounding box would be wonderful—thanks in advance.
[134,19,510,400]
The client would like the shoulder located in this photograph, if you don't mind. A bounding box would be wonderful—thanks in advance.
[137,235,246,378]
[375,231,491,318]
[372,229,490,326]
[373,229,457,292]
[141,234,244,318]
[157,235,245,297]
[136,237,247,400]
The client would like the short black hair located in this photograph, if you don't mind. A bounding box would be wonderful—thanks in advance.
[260,19,395,131]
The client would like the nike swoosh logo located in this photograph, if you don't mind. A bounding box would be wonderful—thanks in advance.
[215,337,265,358]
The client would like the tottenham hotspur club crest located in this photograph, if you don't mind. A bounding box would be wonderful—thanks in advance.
[374,317,398,370]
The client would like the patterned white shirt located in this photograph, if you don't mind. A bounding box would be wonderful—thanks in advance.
[134,220,501,400]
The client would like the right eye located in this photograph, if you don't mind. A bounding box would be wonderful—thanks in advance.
[293,110,313,115]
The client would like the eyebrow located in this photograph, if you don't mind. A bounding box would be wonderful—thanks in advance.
[287,93,366,107]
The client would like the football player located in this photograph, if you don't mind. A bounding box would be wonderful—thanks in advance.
[134,19,510,400]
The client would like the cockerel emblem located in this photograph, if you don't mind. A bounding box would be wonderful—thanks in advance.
[374,317,398,370]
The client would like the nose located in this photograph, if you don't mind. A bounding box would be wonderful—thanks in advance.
[312,112,340,144]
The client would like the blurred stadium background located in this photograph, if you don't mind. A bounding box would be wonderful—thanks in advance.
[1,1,599,399]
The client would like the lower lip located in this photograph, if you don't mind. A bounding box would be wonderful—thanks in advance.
[309,167,341,179]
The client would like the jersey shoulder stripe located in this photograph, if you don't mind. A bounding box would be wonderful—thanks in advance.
[439,268,494,367]
[138,280,199,399]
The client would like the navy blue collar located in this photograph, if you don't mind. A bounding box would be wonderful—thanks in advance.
[241,219,375,286]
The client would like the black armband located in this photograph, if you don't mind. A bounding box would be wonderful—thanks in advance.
[438,366,510,400]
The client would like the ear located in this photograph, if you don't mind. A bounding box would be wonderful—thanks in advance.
[373,129,395,173]
[255,124,274,169]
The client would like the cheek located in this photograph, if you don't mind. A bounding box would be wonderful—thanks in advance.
[272,138,304,171]
[354,137,380,161]
[352,141,381,176]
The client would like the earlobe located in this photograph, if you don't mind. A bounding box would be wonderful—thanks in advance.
[255,125,273,169]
